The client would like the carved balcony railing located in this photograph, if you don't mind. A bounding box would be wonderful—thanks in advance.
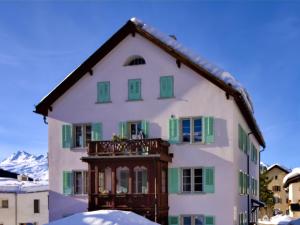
[88,138,170,158]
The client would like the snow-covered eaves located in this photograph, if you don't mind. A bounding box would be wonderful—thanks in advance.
[34,17,265,147]
[283,168,300,188]
[0,177,48,193]
[267,164,291,174]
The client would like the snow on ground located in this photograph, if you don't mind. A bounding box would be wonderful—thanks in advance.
[289,218,300,225]
[283,168,300,186]
[259,215,294,225]
[0,150,48,181]
[0,177,48,193]
[46,210,159,225]
[130,17,255,113]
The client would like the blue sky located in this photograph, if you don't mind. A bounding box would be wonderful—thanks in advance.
[0,1,299,168]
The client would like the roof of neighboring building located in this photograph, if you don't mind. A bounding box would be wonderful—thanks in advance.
[283,168,300,188]
[0,177,48,193]
[267,164,291,174]
[34,17,265,148]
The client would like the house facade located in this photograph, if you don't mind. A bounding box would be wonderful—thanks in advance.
[260,164,290,217]
[283,168,300,218]
[34,18,265,225]
[0,177,49,225]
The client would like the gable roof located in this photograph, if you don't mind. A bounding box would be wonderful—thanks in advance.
[34,18,265,148]
[267,164,291,174]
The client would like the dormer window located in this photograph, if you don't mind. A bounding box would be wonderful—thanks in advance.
[124,55,146,66]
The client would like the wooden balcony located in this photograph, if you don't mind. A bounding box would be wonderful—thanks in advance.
[87,138,172,162]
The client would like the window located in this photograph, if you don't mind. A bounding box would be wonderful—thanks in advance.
[181,118,203,143]
[238,124,248,153]
[273,186,281,192]
[275,175,278,180]
[73,171,88,195]
[274,196,282,204]
[97,81,111,103]
[182,215,204,225]
[99,171,105,193]
[134,167,148,194]
[34,199,40,213]
[1,199,8,208]
[124,55,146,66]
[128,79,142,101]
[128,121,142,139]
[239,171,250,195]
[182,168,203,193]
[98,167,112,194]
[73,124,91,148]
[159,76,174,98]
[117,167,129,194]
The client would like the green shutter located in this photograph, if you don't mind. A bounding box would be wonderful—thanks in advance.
[239,213,243,225]
[205,216,215,225]
[118,122,128,139]
[160,76,174,98]
[141,120,149,138]
[97,82,110,103]
[62,124,72,148]
[169,118,180,144]
[168,216,179,225]
[239,171,243,194]
[128,79,141,100]
[63,171,73,195]
[204,167,215,193]
[92,123,102,141]
[168,168,180,193]
[204,117,214,144]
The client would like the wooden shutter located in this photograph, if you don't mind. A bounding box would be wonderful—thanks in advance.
[92,123,102,141]
[160,76,174,98]
[204,117,214,144]
[62,124,72,148]
[141,120,149,138]
[168,216,179,225]
[128,79,141,100]
[169,118,180,144]
[97,82,110,103]
[63,171,73,195]
[204,167,215,193]
[205,216,215,225]
[118,122,128,139]
[168,168,180,193]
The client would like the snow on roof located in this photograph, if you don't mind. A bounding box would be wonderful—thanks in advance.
[130,17,254,113]
[283,168,300,186]
[0,177,48,193]
[45,210,159,225]
[267,164,291,173]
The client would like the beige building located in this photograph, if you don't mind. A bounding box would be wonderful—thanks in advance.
[0,177,49,225]
[265,164,290,216]
[283,168,300,218]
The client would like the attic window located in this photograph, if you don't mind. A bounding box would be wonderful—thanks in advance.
[124,55,146,66]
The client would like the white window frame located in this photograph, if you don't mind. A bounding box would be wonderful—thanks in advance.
[127,121,142,140]
[181,168,203,193]
[180,117,203,143]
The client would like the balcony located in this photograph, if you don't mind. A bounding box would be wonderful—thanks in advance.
[87,138,172,162]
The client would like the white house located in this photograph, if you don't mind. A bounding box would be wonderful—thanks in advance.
[34,18,265,225]
[0,177,49,225]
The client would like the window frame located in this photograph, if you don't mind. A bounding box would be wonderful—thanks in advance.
[116,167,130,194]
[124,56,146,66]
[180,117,203,144]
[1,199,8,208]
[134,166,148,194]
[181,215,205,225]
[73,170,88,195]
[181,168,203,193]
[127,120,142,140]
[72,124,91,149]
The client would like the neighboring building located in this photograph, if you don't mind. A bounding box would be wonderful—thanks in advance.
[260,164,290,218]
[0,177,49,225]
[34,18,266,225]
[283,168,300,218]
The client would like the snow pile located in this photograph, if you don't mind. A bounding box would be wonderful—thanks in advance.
[259,215,293,225]
[0,150,48,181]
[0,177,48,193]
[283,168,300,186]
[130,17,254,113]
[45,210,159,225]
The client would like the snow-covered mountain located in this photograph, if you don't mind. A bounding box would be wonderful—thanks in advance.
[0,150,48,181]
